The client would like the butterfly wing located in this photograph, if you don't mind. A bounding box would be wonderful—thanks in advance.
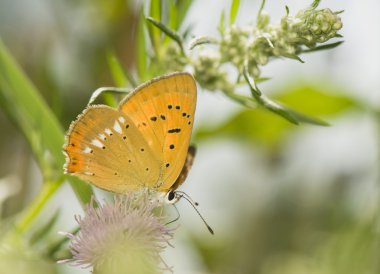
[63,105,161,193]
[118,72,197,192]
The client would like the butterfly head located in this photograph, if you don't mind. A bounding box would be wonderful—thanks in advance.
[164,190,181,204]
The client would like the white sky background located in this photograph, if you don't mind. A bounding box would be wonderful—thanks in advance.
[0,1,379,274]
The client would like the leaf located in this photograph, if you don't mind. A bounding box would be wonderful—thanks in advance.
[195,108,293,148]
[229,0,240,25]
[219,10,225,34]
[284,54,305,63]
[88,87,131,105]
[146,17,185,55]
[0,39,93,205]
[106,50,128,87]
[176,0,193,29]
[136,12,147,80]
[189,36,218,50]
[30,210,60,245]
[275,82,357,117]
[311,0,321,9]
[243,66,262,96]
[196,81,358,147]
[301,41,344,53]
[147,0,162,55]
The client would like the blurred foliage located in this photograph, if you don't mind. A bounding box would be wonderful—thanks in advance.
[195,82,358,148]
[0,241,57,274]
[190,181,377,274]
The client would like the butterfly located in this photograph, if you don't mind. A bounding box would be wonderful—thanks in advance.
[63,72,197,203]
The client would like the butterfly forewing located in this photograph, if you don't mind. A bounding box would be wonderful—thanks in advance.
[119,72,197,191]
[64,105,160,193]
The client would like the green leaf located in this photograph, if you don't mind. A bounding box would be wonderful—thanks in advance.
[168,0,179,30]
[197,81,358,147]
[311,0,321,9]
[176,0,193,29]
[106,50,128,87]
[284,54,305,63]
[302,41,344,53]
[189,36,218,50]
[195,108,293,148]
[146,17,185,55]
[0,39,93,205]
[275,82,357,117]
[30,210,60,245]
[136,12,147,80]
[243,66,262,96]
[229,0,240,25]
[88,87,131,105]
[147,0,162,55]
[219,10,225,34]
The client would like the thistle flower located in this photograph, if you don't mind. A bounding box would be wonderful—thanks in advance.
[60,192,175,274]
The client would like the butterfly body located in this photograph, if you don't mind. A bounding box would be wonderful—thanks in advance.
[64,72,197,194]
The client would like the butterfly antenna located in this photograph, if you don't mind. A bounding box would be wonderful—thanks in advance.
[165,204,181,226]
[180,194,214,235]
[175,191,199,206]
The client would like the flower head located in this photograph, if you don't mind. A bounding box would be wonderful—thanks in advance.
[61,192,174,274]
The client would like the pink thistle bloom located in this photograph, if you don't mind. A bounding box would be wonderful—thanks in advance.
[60,192,175,274]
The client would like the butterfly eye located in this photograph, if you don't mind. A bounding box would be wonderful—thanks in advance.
[165,190,179,204]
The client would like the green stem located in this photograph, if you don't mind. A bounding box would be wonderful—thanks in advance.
[14,179,62,234]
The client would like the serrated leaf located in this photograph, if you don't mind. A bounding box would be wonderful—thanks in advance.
[229,0,240,25]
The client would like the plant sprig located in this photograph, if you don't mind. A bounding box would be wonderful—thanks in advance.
[143,0,343,125]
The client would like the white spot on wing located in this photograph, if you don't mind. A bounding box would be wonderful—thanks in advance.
[99,133,107,140]
[105,128,113,135]
[118,116,125,123]
[113,121,122,134]
[83,147,92,153]
[83,171,94,176]
[91,139,104,148]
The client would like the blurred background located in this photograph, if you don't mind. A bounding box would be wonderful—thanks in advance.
[0,0,379,273]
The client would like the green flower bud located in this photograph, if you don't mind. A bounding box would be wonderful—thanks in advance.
[193,48,229,91]
[257,11,270,29]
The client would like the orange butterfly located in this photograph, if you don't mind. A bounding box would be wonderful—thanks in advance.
[63,72,197,203]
